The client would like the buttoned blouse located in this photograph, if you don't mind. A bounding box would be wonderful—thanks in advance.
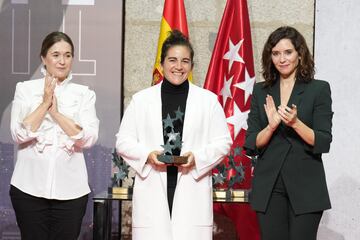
[10,76,99,200]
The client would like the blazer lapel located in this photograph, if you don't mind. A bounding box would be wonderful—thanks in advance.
[284,80,306,142]
[177,82,194,181]
[268,79,281,108]
[287,80,306,108]
[268,79,305,108]
[152,83,168,191]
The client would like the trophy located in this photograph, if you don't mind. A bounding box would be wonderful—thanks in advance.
[212,146,254,202]
[158,107,188,165]
[110,149,134,196]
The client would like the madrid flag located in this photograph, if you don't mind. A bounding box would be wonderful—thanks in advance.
[152,0,189,85]
[204,0,260,239]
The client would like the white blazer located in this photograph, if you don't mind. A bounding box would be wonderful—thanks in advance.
[116,82,232,240]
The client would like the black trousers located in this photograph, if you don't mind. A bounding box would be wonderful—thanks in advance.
[256,175,323,240]
[10,185,88,240]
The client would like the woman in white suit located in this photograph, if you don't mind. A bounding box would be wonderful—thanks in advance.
[116,30,232,240]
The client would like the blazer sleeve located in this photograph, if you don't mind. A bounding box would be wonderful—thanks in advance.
[191,97,232,180]
[244,83,263,156]
[115,97,152,178]
[304,81,333,154]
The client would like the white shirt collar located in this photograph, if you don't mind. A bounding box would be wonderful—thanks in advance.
[40,66,73,89]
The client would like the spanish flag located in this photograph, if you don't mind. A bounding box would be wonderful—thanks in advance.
[152,0,190,85]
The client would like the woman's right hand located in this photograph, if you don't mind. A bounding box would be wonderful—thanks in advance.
[146,150,165,170]
[43,73,56,107]
[264,94,281,131]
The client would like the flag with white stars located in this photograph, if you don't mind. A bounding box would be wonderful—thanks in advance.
[204,1,255,145]
[204,0,260,239]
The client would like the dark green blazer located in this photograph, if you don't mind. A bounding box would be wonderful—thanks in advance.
[244,79,333,214]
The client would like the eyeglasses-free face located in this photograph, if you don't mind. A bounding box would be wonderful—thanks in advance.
[41,40,73,82]
[271,38,300,80]
[161,45,193,85]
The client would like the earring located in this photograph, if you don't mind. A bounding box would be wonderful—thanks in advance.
[40,66,47,76]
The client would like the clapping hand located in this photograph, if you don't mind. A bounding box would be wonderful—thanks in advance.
[48,94,58,116]
[43,73,57,108]
[264,95,281,131]
[277,104,298,127]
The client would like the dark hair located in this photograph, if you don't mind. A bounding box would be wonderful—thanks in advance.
[160,29,194,66]
[261,26,314,86]
[40,31,74,58]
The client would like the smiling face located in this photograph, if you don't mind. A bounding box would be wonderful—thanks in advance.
[41,40,73,82]
[161,45,192,85]
[271,38,300,80]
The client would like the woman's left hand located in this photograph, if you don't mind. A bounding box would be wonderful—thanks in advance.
[179,152,195,174]
[277,104,298,127]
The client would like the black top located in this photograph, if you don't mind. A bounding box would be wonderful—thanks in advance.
[161,78,189,215]
[161,78,189,155]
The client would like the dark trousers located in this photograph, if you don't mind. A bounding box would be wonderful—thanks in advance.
[10,185,88,240]
[257,175,323,240]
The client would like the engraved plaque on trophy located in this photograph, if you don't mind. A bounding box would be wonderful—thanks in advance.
[157,107,188,165]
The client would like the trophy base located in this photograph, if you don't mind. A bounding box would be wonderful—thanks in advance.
[109,187,133,195]
[158,155,188,164]
[213,189,249,202]
[172,156,188,164]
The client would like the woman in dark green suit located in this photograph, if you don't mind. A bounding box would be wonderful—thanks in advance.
[244,26,333,240]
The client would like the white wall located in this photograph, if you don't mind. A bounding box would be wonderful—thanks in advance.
[315,0,360,239]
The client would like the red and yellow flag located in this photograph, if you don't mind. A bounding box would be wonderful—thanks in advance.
[152,0,190,85]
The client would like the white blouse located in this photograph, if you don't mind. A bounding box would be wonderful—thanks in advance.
[10,76,99,200]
